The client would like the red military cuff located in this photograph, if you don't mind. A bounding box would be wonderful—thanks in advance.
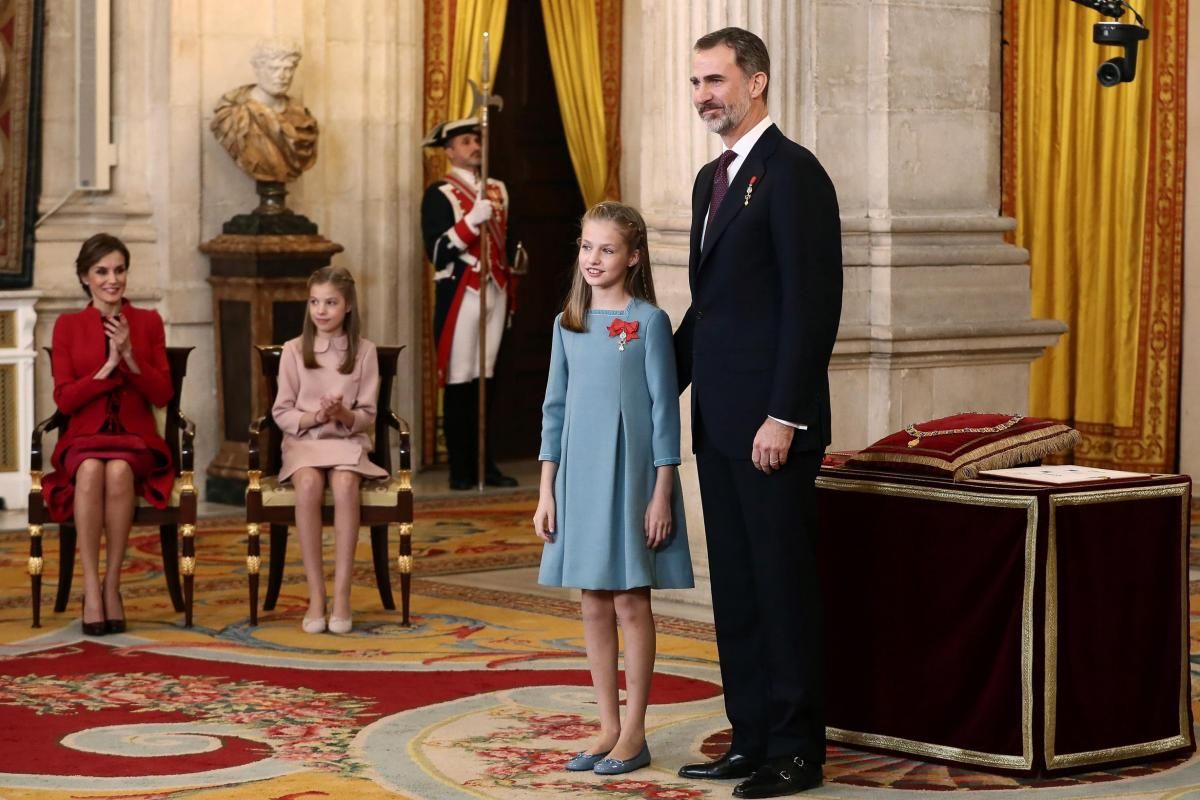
[453,218,480,248]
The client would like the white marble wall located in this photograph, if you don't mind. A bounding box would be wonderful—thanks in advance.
[623,0,1064,605]
[32,1,426,493]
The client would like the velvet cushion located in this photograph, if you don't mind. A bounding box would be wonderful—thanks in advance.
[846,413,1080,481]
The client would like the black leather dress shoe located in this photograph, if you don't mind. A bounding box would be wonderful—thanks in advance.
[484,472,518,487]
[733,758,822,798]
[449,478,475,491]
[677,752,759,780]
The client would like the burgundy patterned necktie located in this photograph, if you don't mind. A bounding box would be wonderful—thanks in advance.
[707,150,739,228]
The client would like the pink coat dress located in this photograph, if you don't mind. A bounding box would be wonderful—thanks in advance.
[272,335,389,482]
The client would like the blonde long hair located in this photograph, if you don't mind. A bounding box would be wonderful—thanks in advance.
[301,265,361,374]
[561,202,656,333]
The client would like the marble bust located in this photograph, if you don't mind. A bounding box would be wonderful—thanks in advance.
[211,41,319,184]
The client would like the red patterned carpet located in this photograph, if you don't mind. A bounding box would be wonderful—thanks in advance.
[0,495,1196,798]
[0,641,715,781]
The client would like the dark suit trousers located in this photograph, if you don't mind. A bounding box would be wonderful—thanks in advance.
[696,445,825,763]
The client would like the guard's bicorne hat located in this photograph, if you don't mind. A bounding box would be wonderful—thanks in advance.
[422,117,481,148]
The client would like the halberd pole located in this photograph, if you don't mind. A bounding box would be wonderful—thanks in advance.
[476,31,493,491]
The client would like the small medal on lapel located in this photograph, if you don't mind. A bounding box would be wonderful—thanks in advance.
[744,175,758,207]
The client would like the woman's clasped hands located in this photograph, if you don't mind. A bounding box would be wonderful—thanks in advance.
[103,313,133,368]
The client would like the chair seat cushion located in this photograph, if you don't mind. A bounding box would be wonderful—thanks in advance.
[846,412,1081,481]
[257,474,406,507]
[136,475,189,508]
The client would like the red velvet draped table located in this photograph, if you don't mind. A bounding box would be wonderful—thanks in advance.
[816,466,1194,775]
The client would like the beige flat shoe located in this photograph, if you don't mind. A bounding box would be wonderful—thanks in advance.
[328,615,352,634]
[301,615,327,634]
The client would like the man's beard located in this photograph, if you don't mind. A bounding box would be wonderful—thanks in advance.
[698,94,749,135]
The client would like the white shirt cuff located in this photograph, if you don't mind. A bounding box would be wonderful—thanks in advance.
[769,415,808,431]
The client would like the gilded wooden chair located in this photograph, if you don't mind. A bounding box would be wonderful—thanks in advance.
[28,346,198,628]
[245,345,414,625]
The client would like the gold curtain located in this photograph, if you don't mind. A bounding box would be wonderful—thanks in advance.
[424,1,509,190]
[1002,0,1186,471]
[541,0,610,207]
[448,0,509,120]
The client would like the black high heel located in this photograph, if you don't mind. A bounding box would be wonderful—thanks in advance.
[104,592,126,634]
[81,599,107,637]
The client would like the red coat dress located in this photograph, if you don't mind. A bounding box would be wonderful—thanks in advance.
[42,302,175,522]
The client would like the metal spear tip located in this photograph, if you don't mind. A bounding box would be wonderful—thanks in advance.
[467,79,504,117]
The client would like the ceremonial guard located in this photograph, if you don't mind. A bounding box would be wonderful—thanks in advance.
[421,118,519,490]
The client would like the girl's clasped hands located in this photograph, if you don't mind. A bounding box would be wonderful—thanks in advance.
[315,392,354,427]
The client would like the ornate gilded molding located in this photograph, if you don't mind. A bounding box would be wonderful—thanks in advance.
[397,555,413,574]
[27,524,41,538]
[246,555,261,575]
[247,470,262,491]
[247,522,260,538]
[180,470,195,494]
[420,0,453,467]
[29,470,41,492]
[27,556,42,576]
[180,524,195,539]
[180,556,196,576]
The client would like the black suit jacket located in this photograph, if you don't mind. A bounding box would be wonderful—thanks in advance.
[675,124,843,458]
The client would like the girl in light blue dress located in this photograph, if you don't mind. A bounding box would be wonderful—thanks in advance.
[534,201,694,776]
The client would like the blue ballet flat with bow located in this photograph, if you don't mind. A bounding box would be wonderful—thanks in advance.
[564,750,610,771]
[593,742,651,775]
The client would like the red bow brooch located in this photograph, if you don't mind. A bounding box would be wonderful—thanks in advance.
[607,318,639,351]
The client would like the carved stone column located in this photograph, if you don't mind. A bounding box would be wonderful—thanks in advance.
[831,0,1065,444]
[622,0,1065,608]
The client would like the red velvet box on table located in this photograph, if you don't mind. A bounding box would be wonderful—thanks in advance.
[817,465,1193,775]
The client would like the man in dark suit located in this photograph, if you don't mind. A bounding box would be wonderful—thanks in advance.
[674,27,843,799]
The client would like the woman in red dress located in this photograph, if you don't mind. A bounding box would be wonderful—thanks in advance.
[41,234,174,635]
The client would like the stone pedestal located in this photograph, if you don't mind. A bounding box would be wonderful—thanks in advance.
[0,291,40,510]
[200,233,343,503]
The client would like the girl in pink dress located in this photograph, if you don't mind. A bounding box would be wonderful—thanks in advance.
[273,266,386,634]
